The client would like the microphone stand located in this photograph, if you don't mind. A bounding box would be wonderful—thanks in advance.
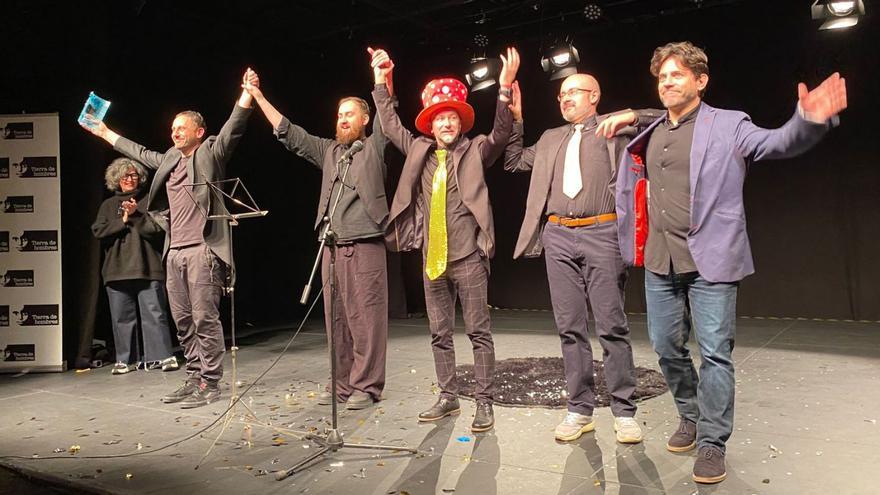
[276,141,416,481]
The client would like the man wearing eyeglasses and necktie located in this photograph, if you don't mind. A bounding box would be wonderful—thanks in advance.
[504,74,661,444]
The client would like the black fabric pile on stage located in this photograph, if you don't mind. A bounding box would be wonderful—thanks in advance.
[456,357,668,408]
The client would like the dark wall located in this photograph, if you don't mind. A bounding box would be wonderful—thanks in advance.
[2,1,878,364]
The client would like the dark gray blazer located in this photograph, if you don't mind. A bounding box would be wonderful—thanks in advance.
[503,115,637,259]
[273,112,389,231]
[372,84,512,259]
[113,103,253,266]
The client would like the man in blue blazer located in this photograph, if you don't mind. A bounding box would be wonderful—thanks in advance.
[608,42,847,484]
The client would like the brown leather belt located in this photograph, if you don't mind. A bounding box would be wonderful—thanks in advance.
[547,213,617,228]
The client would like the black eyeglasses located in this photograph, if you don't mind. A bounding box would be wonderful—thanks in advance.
[121,173,140,181]
[557,88,595,102]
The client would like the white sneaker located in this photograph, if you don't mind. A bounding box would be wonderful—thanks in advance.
[111,362,136,375]
[160,357,179,372]
[614,416,643,444]
[555,412,595,441]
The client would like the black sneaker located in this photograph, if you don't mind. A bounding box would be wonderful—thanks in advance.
[667,418,697,452]
[418,397,461,422]
[162,380,199,403]
[471,402,494,432]
[179,382,221,409]
[693,446,727,484]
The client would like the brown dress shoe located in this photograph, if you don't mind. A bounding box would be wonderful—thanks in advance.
[346,391,375,410]
[471,402,494,432]
[667,418,697,452]
[693,446,727,484]
[418,397,461,421]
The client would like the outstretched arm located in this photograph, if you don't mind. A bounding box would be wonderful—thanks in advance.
[80,117,121,147]
[81,117,164,170]
[242,68,330,168]
[738,72,847,161]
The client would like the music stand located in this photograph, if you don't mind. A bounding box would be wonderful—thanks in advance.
[182,177,269,467]
[275,144,416,481]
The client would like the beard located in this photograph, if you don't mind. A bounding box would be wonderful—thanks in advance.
[336,123,364,145]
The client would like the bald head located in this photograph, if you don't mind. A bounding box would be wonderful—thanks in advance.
[558,73,601,123]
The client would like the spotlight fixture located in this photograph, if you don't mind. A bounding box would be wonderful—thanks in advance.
[811,0,865,30]
[541,43,580,81]
[465,57,502,92]
[583,4,602,21]
[473,33,489,47]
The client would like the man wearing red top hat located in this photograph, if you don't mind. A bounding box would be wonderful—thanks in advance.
[369,46,519,432]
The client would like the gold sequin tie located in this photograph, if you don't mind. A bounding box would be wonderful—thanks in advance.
[425,149,448,280]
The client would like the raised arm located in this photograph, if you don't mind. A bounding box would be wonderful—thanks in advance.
[369,47,416,155]
[738,72,846,162]
[481,47,519,166]
[80,118,164,170]
[242,68,332,168]
[243,69,283,129]
[209,69,255,166]
[503,81,536,173]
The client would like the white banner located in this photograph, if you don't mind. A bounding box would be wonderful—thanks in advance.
[0,113,64,372]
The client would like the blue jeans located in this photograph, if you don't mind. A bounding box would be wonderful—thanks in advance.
[644,270,737,452]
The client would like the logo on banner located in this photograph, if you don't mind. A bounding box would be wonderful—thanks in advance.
[13,156,57,178]
[1,269,35,287]
[1,122,34,140]
[2,344,36,362]
[12,230,58,252]
[0,231,8,252]
[0,157,8,178]
[13,305,59,326]
[0,306,8,327]
[2,196,34,213]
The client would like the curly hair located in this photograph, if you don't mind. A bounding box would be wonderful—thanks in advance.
[650,41,709,95]
[104,157,148,191]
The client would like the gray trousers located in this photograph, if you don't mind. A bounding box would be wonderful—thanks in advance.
[542,221,636,417]
[423,250,495,403]
[321,239,388,401]
[106,279,174,364]
[166,244,226,384]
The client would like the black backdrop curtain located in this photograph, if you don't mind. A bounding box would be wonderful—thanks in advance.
[2,0,877,368]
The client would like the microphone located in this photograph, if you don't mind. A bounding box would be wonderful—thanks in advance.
[337,140,364,163]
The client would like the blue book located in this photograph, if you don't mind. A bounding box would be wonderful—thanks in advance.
[78,92,111,128]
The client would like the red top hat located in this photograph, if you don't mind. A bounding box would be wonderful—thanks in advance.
[414,78,475,136]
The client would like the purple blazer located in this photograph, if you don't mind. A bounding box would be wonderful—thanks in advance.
[616,102,833,283]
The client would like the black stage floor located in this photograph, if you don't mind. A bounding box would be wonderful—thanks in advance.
[1,310,878,494]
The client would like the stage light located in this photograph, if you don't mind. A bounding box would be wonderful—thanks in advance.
[465,57,502,92]
[473,33,489,47]
[811,0,864,30]
[541,43,580,81]
[583,4,602,21]
[828,1,855,15]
